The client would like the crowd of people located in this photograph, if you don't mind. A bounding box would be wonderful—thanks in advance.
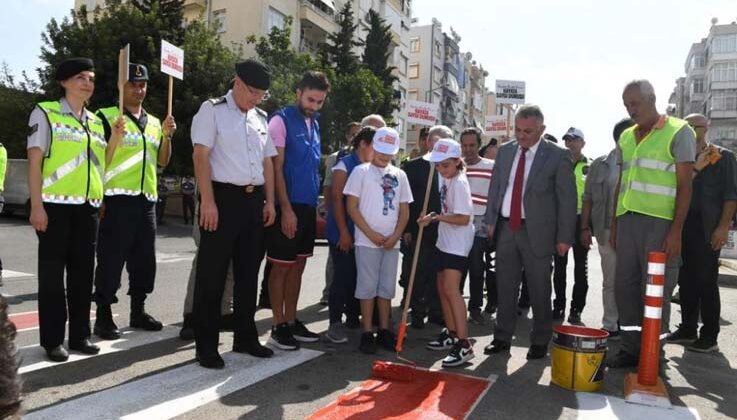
[1,53,733,382]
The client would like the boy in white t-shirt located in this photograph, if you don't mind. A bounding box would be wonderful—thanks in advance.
[344,127,413,354]
[419,138,475,367]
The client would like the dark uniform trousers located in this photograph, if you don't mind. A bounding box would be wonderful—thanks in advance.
[466,236,495,312]
[193,182,264,357]
[553,215,589,312]
[37,203,98,348]
[93,195,156,305]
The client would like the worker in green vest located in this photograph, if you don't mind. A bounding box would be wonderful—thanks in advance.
[27,57,105,362]
[0,141,6,287]
[92,63,176,340]
[552,127,591,324]
[607,79,696,368]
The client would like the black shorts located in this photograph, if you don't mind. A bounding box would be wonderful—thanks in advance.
[434,248,469,274]
[266,203,316,264]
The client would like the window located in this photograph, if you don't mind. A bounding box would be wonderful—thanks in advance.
[408,89,419,101]
[711,90,737,111]
[434,41,442,59]
[212,9,226,33]
[266,7,286,31]
[712,62,737,82]
[399,53,408,76]
[410,37,420,53]
[433,67,443,84]
[691,78,704,95]
[408,63,419,79]
[713,34,737,54]
[691,54,706,70]
[715,127,737,140]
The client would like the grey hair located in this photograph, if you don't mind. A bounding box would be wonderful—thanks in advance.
[624,79,656,101]
[360,114,386,128]
[515,104,544,122]
[427,124,453,139]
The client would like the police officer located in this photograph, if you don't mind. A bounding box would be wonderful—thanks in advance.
[191,59,276,369]
[0,141,6,286]
[27,58,104,361]
[91,63,176,340]
[181,175,195,224]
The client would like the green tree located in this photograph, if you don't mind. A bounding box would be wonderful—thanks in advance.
[36,0,236,174]
[320,2,362,75]
[0,64,41,158]
[362,9,399,121]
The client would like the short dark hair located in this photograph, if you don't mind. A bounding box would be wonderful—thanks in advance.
[613,118,635,142]
[351,126,376,150]
[297,71,330,92]
[345,121,361,134]
[488,137,498,147]
[460,127,482,146]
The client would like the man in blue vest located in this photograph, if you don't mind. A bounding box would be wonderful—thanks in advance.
[266,71,331,350]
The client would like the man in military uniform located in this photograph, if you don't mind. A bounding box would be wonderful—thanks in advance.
[191,59,276,369]
[92,63,176,340]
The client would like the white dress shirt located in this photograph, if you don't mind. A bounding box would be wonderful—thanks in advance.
[501,138,542,218]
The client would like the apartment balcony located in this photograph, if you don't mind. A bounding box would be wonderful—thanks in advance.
[300,0,338,35]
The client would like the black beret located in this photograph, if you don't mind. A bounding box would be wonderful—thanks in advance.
[55,57,95,81]
[235,58,270,90]
[129,63,149,82]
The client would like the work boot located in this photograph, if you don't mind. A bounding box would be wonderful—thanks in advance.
[94,304,121,340]
[130,295,163,331]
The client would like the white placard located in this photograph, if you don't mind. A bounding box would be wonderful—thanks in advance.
[161,40,184,80]
[485,115,513,137]
[495,79,525,105]
[405,100,439,126]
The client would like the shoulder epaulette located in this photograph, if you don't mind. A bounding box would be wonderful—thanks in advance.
[255,107,267,118]
[208,97,227,106]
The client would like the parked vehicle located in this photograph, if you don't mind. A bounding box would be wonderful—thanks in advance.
[2,159,30,216]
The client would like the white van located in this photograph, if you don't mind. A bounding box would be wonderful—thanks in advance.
[2,159,30,215]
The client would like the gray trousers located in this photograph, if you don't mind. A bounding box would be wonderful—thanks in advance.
[182,219,234,317]
[615,213,679,356]
[596,229,619,331]
[494,221,553,346]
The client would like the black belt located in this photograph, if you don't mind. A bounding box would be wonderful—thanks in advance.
[499,216,525,224]
[212,181,264,194]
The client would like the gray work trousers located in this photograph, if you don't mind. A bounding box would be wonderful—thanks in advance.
[182,219,234,316]
[494,221,553,346]
[615,212,679,356]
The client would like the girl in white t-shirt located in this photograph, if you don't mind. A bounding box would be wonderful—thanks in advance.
[419,139,475,367]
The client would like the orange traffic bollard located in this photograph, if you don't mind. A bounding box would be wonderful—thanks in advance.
[624,251,671,408]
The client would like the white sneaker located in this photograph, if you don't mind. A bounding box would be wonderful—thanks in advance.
[442,341,474,367]
[426,328,457,351]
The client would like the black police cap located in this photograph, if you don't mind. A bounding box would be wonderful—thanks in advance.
[129,63,149,82]
[55,57,95,81]
[235,58,270,90]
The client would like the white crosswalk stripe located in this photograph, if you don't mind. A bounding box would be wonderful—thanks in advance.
[575,392,700,419]
[25,349,322,420]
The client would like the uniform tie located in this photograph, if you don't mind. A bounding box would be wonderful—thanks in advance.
[510,147,528,231]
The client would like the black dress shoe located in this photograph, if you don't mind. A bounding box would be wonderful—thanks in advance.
[131,312,163,331]
[233,339,274,358]
[219,313,234,332]
[526,345,547,360]
[179,314,195,341]
[483,340,511,354]
[552,308,565,320]
[69,338,100,355]
[94,322,121,340]
[45,345,69,362]
[197,352,225,369]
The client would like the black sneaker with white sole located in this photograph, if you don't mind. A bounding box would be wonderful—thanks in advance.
[426,328,457,351]
[290,319,320,343]
[687,337,719,353]
[442,340,474,367]
[268,322,300,350]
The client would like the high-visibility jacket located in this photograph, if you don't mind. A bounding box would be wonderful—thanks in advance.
[97,107,162,201]
[616,116,690,221]
[573,157,590,213]
[37,101,106,207]
[0,143,6,192]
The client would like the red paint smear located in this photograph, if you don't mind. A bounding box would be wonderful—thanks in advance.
[308,369,489,420]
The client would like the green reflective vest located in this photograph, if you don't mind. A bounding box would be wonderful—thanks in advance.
[37,101,106,207]
[573,158,589,213]
[616,116,690,221]
[97,107,162,201]
[0,143,6,192]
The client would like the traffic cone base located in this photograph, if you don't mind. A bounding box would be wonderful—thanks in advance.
[624,372,671,408]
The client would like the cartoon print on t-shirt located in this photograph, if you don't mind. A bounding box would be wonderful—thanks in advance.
[440,184,448,214]
[381,173,399,215]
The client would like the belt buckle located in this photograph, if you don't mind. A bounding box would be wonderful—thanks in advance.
[245,185,255,193]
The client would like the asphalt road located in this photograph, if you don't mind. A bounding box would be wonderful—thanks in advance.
[2,213,737,419]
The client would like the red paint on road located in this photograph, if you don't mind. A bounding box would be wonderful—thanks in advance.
[308,368,490,419]
[9,312,40,330]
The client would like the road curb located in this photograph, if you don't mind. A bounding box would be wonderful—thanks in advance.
[719,258,737,287]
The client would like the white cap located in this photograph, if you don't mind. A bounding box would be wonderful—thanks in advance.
[372,127,401,155]
[427,138,462,162]
[563,127,585,140]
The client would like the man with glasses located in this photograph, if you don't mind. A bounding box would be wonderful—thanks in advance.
[666,113,737,353]
[190,59,277,368]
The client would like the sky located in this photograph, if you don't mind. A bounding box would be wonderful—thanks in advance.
[2,0,735,157]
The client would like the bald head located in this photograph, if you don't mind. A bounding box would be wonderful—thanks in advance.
[361,114,386,128]
[685,113,708,142]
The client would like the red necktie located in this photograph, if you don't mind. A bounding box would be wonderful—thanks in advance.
[510,147,528,231]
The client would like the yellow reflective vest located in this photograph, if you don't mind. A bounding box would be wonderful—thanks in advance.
[573,157,589,213]
[0,143,6,192]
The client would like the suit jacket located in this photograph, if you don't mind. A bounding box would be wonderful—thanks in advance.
[402,156,441,242]
[484,138,577,257]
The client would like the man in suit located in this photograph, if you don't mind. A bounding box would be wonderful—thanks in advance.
[483,104,577,359]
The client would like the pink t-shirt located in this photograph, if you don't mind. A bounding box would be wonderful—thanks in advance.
[267,114,313,148]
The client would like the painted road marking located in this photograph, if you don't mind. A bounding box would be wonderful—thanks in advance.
[19,325,179,374]
[2,269,35,278]
[575,392,700,419]
[10,310,116,333]
[25,348,322,420]
[156,251,194,264]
